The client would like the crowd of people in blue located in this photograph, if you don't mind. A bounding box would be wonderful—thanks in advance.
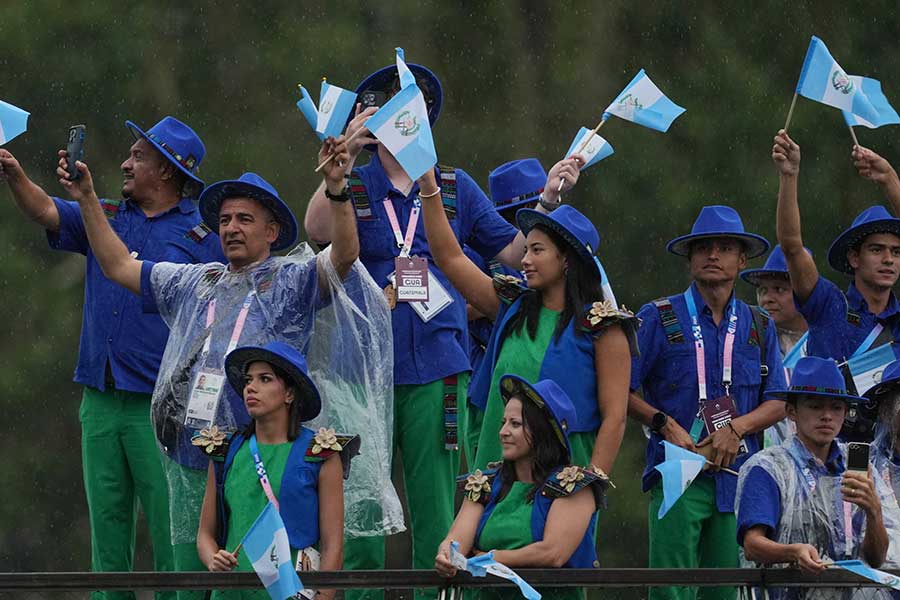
[4,57,900,600]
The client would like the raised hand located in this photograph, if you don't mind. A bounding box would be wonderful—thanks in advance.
[772,130,800,177]
[56,150,96,203]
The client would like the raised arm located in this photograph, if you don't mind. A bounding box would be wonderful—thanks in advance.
[852,145,900,214]
[417,168,501,319]
[319,136,359,279]
[843,468,888,568]
[56,157,142,294]
[0,149,61,230]
[773,130,818,302]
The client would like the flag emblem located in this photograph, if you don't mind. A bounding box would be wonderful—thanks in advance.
[832,70,853,94]
[321,100,333,114]
[617,93,643,117]
[394,111,420,136]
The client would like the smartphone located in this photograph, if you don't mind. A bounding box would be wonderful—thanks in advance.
[358,90,387,111]
[66,125,87,180]
[847,442,870,472]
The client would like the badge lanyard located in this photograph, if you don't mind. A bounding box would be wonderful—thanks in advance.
[249,434,280,510]
[200,291,257,358]
[850,323,884,359]
[383,197,421,258]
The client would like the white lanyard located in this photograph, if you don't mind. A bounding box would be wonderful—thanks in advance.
[382,197,421,258]
[683,289,738,401]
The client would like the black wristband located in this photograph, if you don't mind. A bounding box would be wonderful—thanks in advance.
[539,194,561,212]
[324,187,350,203]
[650,411,668,433]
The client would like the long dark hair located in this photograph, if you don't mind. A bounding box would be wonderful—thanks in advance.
[502,224,605,344]
[241,361,304,441]
[497,396,570,503]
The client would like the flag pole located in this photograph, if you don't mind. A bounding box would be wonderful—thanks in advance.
[705,461,738,476]
[783,93,799,133]
[314,127,367,173]
[557,118,607,192]
[231,542,242,557]
[849,126,860,147]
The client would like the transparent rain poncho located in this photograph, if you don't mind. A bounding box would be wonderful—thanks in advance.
[147,243,404,544]
[736,438,899,600]
[871,390,900,569]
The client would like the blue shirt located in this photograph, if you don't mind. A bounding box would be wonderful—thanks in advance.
[48,196,224,394]
[353,154,518,385]
[630,282,786,512]
[800,277,900,362]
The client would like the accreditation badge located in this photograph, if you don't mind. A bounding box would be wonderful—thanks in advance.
[700,395,748,454]
[185,368,225,430]
[395,256,429,302]
[409,268,453,323]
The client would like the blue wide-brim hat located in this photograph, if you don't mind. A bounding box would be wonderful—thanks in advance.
[225,341,321,423]
[863,360,900,399]
[352,62,443,127]
[499,375,576,458]
[516,205,600,271]
[769,356,862,404]
[667,205,769,258]
[827,206,900,275]
[199,172,298,252]
[125,116,205,188]
[489,158,547,212]
[740,244,813,286]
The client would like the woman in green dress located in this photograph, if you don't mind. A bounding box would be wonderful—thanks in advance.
[435,375,610,599]
[196,341,357,600]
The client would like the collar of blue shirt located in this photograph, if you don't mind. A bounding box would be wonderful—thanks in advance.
[846,282,900,320]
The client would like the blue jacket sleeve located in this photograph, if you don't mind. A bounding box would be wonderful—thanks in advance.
[736,465,782,545]
[456,168,518,260]
[46,197,88,255]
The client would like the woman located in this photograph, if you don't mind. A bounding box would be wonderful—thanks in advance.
[196,341,358,600]
[417,164,636,473]
[435,375,611,599]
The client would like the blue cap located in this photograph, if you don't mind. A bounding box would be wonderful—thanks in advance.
[827,206,900,274]
[667,205,769,258]
[126,116,206,189]
[489,158,547,212]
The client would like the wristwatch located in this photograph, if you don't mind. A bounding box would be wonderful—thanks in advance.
[650,411,668,434]
[324,186,349,202]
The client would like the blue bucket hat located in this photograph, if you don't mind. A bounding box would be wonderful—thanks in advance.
[769,356,862,405]
[499,375,576,458]
[740,244,813,286]
[489,159,547,212]
[667,205,769,258]
[352,63,443,127]
[125,116,205,188]
[225,341,321,423]
[863,360,900,399]
[827,206,900,275]
[199,172,298,252]
[516,205,600,270]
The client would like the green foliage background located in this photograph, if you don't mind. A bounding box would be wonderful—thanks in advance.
[1,0,898,586]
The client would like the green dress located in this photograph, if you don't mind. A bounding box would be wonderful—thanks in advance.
[212,441,297,600]
[472,307,594,470]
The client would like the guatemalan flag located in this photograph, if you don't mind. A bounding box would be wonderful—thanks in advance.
[602,70,686,132]
[565,127,614,170]
[365,48,437,181]
[834,560,900,591]
[242,502,303,600]
[796,36,882,125]
[845,343,895,395]
[0,99,29,145]
[841,76,900,129]
[296,85,322,140]
[654,441,706,518]
[317,79,358,139]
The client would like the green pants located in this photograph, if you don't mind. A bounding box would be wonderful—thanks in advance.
[344,373,467,600]
[80,386,175,600]
[459,394,483,467]
[648,477,738,600]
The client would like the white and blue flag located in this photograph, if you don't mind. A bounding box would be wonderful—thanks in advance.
[466,552,541,600]
[602,70,686,133]
[365,47,437,181]
[841,76,900,128]
[0,99,29,145]
[846,342,895,395]
[242,502,303,600]
[565,127,614,170]
[654,441,706,518]
[796,36,881,124]
[834,560,900,590]
[296,85,323,140]
[317,79,358,139]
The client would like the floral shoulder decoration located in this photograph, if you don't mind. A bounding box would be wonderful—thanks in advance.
[542,465,614,506]
[312,428,342,454]
[305,430,359,465]
[579,300,637,334]
[190,425,231,460]
[493,273,528,304]
[463,469,492,503]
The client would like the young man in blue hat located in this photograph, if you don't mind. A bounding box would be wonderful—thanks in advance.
[302,63,583,599]
[740,245,812,446]
[628,205,787,600]
[773,131,900,369]
[736,356,890,595]
[56,136,399,598]
[0,117,222,600]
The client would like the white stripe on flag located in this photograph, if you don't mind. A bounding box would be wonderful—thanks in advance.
[606,73,664,120]
[370,91,429,154]
[249,528,291,589]
[680,460,699,489]
[820,60,855,112]
[317,84,344,133]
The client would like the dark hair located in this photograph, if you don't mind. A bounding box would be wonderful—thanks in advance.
[501,224,604,344]
[240,361,303,441]
[497,395,569,503]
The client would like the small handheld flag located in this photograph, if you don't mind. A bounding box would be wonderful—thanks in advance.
[0,100,30,145]
[465,552,541,600]
[841,76,900,129]
[602,69,686,133]
[834,560,900,590]
[296,85,322,140]
[565,127,614,170]
[844,342,894,395]
[241,502,303,600]
[317,78,358,139]
[654,441,737,518]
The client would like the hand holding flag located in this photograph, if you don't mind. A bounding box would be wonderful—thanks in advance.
[0,100,30,145]
[655,441,737,519]
[241,502,303,600]
[553,127,614,192]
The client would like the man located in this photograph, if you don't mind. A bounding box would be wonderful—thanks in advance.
[56,136,399,598]
[0,116,222,600]
[628,205,786,600]
[303,62,581,600]
[740,244,812,446]
[773,131,900,368]
[737,356,892,600]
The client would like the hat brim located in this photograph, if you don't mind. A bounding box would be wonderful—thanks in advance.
[516,208,596,270]
[827,219,900,274]
[199,180,298,251]
[739,268,790,286]
[667,232,769,258]
[863,375,900,400]
[769,389,862,405]
[494,193,541,214]
[225,346,321,422]
[125,120,205,188]
[499,374,571,458]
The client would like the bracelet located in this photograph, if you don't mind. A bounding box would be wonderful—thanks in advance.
[727,421,742,440]
[419,187,442,199]
[324,186,349,202]
[538,193,561,212]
